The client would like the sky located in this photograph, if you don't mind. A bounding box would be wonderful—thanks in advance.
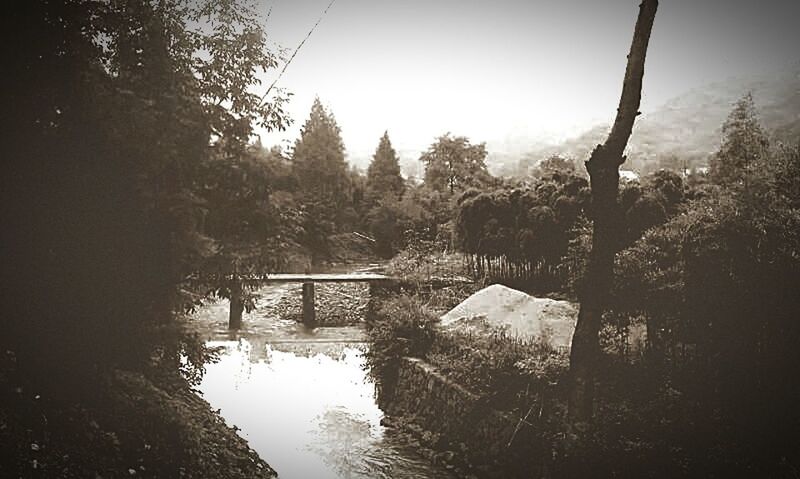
[255,0,800,166]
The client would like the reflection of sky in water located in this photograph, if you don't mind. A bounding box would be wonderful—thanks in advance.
[199,339,453,479]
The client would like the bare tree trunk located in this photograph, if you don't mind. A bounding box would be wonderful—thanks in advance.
[568,0,658,423]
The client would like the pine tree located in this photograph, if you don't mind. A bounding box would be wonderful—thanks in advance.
[709,93,769,185]
[291,98,351,258]
[366,131,405,203]
[291,97,349,208]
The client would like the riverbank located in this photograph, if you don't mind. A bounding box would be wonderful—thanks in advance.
[0,349,275,478]
[364,279,571,478]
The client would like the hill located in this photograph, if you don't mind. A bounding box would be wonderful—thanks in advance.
[510,66,800,177]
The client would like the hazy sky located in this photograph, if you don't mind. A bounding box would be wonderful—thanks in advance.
[256,0,800,163]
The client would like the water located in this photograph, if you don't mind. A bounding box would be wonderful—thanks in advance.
[190,280,456,479]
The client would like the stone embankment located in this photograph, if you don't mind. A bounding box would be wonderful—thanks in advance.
[382,356,538,478]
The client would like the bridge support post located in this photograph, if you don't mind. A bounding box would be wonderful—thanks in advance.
[228,282,244,330]
[302,282,316,327]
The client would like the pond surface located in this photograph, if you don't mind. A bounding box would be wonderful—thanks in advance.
[190,274,456,479]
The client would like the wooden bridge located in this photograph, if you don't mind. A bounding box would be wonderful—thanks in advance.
[239,272,397,329]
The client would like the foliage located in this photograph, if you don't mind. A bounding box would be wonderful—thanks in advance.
[291,98,350,215]
[531,155,578,178]
[1,0,290,388]
[427,328,568,411]
[709,93,769,185]
[454,171,589,291]
[397,184,458,242]
[421,133,493,195]
[0,351,275,478]
[291,98,363,258]
[362,131,408,257]
[365,197,405,258]
[376,98,800,477]
[589,108,800,474]
[196,145,300,304]
[562,170,689,300]
[363,295,440,397]
[386,238,468,281]
[365,294,569,411]
[366,131,405,203]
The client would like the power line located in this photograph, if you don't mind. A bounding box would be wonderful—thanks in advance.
[265,3,273,26]
[260,0,337,107]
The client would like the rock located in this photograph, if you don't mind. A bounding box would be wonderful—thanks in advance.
[440,284,578,350]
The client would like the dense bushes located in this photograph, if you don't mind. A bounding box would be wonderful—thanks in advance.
[364,295,440,403]
[455,172,589,289]
[599,143,800,474]
[365,294,571,477]
[570,102,800,475]
[379,95,800,476]
[428,329,568,413]
[454,168,688,295]
[1,0,291,392]
[365,295,568,414]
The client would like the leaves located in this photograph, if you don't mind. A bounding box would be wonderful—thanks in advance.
[366,131,405,204]
[421,133,492,195]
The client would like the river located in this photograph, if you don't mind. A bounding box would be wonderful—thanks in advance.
[189,276,456,479]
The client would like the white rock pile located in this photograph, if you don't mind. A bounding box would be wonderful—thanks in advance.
[440,284,578,351]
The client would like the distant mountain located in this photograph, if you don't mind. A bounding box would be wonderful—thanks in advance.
[510,66,800,177]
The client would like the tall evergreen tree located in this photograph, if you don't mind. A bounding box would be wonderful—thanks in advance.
[366,131,405,203]
[292,97,349,209]
[709,93,770,185]
[291,98,350,258]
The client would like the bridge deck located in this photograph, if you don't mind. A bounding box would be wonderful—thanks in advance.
[261,273,393,283]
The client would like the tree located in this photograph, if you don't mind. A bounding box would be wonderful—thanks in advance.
[609,139,800,471]
[366,131,405,203]
[421,133,492,195]
[292,97,349,204]
[291,98,351,253]
[1,0,291,384]
[179,1,295,330]
[199,145,300,329]
[568,0,659,423]
[532,155,577,178]
[709,93,769,185]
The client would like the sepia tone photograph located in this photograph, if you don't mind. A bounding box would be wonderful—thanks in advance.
[2,0,800,477]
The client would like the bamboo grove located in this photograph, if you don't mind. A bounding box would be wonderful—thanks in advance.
[454,168,687,292]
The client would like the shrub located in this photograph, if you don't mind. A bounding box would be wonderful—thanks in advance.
[363,295,439,401]
[427,326,569,413]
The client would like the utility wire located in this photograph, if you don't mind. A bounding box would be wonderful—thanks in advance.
[260,0,337,107]
[265,3,273,26]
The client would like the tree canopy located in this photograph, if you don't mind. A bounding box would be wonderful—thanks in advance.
[292,97,349,206]
[709,93,770,185]
[421,133,492,195]
[290,98,354,259]
[2,0,290,383]
[366,131,405,203]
